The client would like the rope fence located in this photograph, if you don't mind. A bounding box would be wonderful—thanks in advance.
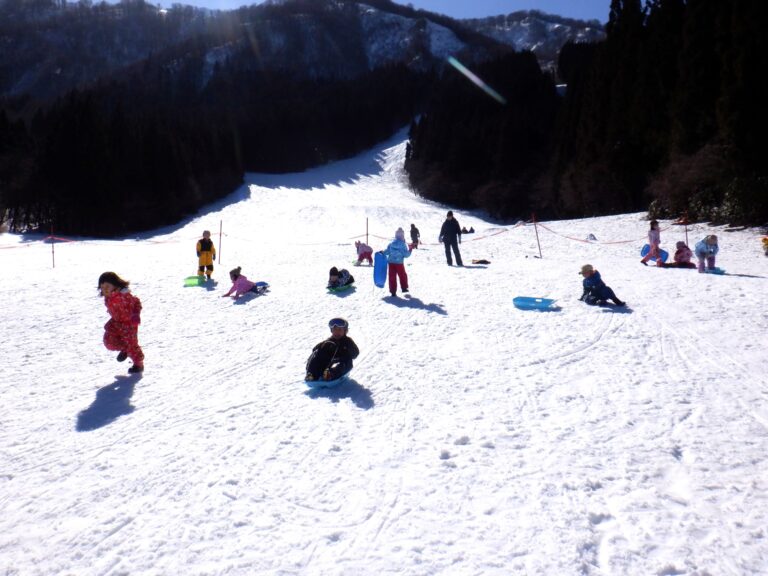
[0,216,716,267]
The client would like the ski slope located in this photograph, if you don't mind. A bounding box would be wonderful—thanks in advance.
[2,131,768,575]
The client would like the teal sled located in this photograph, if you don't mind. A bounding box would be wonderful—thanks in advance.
[513,296,558,311]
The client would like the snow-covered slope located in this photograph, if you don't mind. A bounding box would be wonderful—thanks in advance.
[2,132,768,575]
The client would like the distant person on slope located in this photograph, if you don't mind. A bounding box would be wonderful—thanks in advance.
[328,266,355,289]
[662,241,696,269]
[694,235,719,273]
[222,266,263,299]
[379,227,412,297]
[196,230,216,280]
[439,211,463,266]
[305,318,360,382]
[640,220,663,266]
[355,240,373,266]
[98,271,144,374]
[579,264,625,307]
[410,224,420,249]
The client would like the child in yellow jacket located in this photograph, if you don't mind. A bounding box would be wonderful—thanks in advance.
[196,230,216,280]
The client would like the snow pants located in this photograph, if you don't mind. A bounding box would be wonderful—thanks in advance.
[104,319,144,366]
[697,255,715,272]
[357,251,373,265]
[198,252,214,277]
[388,263,408,295]
[641,243,664,266]
[444,239,463,266]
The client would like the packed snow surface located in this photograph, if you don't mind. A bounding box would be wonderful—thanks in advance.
[3,132,768,575]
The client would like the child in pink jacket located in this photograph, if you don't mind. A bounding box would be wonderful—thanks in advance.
[222,266,261,299]
[640,220,663,266]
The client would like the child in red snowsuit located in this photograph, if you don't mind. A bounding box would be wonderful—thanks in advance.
[98,272,144,373]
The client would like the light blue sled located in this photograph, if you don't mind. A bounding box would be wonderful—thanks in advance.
[373,252,387,288]
[704,267,726,275]
[640,244,669,263]
[513,296,558,311]
[305,373,349,389]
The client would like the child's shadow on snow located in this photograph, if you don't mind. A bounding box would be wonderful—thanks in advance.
[232,291,268,305]
[76,375,140,431]
[383,295,447,315]
[305,378,374,410]
[601,305,634,314]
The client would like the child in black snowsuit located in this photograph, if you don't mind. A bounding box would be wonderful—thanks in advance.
[305,318,360,381]
[579,264,626,306]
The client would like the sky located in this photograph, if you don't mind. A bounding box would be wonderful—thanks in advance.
[167,0,610,23]
[3,129,768,574]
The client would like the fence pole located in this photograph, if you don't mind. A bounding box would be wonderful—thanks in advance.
[366,217,369,246]
[532,213,542,259]
[218,220,223,266]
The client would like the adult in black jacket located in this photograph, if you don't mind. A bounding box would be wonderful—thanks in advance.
[439,211,463,266]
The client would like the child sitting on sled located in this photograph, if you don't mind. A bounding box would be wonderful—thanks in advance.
[663,241,696,268]
[328,267,355,288]
[305,318,360,382]
[579,264,626,306]
[354,241,373,265]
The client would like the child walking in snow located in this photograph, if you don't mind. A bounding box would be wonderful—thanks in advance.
[98,272,144,373]
[410,224,420,249]
[694,235,719,273]
[305,318,360,382]
[640,220,663,266]
[579,264,626,306]
[196,230,216,280]
[380,227,412,297]
[354,240,373,266]
[222,266,263,299]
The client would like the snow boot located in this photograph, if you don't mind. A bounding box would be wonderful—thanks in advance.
[116,351,128,362]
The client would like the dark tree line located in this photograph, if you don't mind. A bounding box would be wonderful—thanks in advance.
[406,0,768,225]
[0,61,426,235]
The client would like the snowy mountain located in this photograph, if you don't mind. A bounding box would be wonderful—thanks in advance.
[463,10,605,71]
[3,131,768,575]
[0,0,602,104]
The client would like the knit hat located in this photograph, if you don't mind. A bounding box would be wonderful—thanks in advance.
[447,211,453,217]
[579,264,594,276]
[329,266,339,276]
[676,241,686,249]
[395,228,405,240]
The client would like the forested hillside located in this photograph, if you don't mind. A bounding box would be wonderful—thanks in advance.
[406,0,768,225]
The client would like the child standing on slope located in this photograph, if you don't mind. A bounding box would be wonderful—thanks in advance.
[694,235,719,273]
[98,272,144,374]
[579,264,626,306]
[196,230,216,280]
[380,227,412,297]
[305,318,360,382]
[640,220,663,266]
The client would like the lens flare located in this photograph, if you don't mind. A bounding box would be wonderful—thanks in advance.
[447,56,507,105]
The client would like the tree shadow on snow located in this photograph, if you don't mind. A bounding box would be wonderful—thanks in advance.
[304,378,374,410]
[76,375,140,431]
[382,294,447,315]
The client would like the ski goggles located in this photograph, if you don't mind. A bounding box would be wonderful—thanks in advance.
[328,318,348,330]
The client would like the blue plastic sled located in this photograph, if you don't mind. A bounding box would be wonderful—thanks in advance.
[513,296,558,311]
[640,244,669,263]
[705,267,726,275]
[305,373,349,389]
[373,252,387,288]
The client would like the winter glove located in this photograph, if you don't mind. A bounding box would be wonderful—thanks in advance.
[197,252,200,257]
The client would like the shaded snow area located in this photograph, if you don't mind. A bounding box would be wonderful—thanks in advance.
[2,131,768,575]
